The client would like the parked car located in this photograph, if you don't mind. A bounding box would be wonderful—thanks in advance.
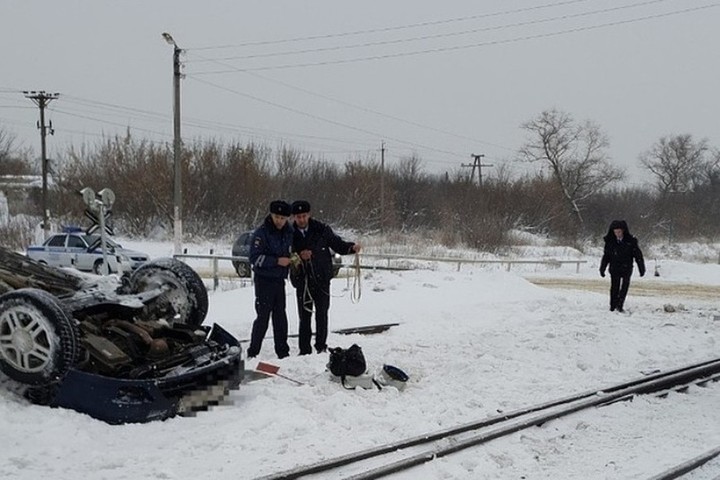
[0,246,244,424]
[231,230,343,278]
[26,229,150,274]
[231,231,254,278]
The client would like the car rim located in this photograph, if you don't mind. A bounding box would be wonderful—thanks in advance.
[136,272,190,322]
[0,305,54,373]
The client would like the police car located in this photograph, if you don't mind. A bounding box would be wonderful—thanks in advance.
[26,228,150,274]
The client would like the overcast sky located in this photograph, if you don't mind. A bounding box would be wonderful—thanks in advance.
[1,0,718,185]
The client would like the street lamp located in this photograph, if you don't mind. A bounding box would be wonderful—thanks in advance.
[162,32,183,255]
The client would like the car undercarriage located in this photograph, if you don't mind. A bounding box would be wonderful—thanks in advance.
[0,246,243,424]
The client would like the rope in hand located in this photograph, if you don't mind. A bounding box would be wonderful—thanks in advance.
[300,260,314,313]
[350,252,361,303]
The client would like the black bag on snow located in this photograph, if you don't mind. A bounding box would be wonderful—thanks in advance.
[328,344,366,379]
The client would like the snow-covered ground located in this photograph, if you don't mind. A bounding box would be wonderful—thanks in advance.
[1,238,719,479]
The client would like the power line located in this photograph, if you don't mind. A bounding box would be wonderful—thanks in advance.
[58,93,380,149]
[192,4,718,73]
[51,96,387,159]
[186,53,514,153]
[189,0,671,63]
[36,93,384,157]
[187,76,469,160]
[10,88,471,167]
[189,0,594,50]
[50,108,173,139]
[61,95,171,122]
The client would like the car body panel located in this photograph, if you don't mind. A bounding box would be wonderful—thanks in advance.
[0,246,243,424]
[231,231,253,277]
[26,232,150,273]
[51,324,243,424]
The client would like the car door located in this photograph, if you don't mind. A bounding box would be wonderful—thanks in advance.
[66,234,91,270]
[241,232,253,256]
[45,234,69,267]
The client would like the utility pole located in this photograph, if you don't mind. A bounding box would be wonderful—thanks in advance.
[380,141,385,233]
[461,153,493,187]
[163,32,183,255]
[24,90,59,240]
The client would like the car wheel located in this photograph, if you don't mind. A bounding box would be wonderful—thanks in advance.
[92,259,107,275]
[235,261,251,278]
[0,288,80,387]
[129,258,208,327]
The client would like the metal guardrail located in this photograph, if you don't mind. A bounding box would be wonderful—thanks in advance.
[359,253,588,273]
[173,253,248,290]
[173,252,589,290]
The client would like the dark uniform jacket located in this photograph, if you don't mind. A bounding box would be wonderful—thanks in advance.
[290,218,355,286]
[249,215,293,279]
[600,220,645,276]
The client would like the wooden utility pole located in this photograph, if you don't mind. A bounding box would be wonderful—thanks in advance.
[163,32,183,255]
[380,141,385,233]
[461,153,493,187]
[24,90,59,240]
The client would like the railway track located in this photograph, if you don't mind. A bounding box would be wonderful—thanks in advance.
[647,445,720,480]
[257,358,720,480]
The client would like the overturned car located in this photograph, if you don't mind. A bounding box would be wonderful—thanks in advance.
[0,246,243,424]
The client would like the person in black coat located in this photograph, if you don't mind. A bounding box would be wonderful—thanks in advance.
[246,200,294,359]
[599,220,645,312]
[289,200,361,355]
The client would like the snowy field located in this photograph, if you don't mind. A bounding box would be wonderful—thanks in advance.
[1,238,720,479]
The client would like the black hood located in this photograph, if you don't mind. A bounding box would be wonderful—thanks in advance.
[604,219,631,241]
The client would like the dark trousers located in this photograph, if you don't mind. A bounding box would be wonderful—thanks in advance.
[609,272,632,310]
[248,276,289,358]
[296,281,331,354]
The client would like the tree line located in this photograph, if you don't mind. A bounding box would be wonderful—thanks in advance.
[1,109,719,251]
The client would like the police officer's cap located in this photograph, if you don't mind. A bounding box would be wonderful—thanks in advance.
[269,200,291,217]
[291,200,311,215]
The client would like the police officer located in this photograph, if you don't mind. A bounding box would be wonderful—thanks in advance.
[246,200,293,359]
[599,219,645,312]
[290,200,360,355]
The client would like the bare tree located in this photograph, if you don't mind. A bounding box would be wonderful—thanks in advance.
[639,134,709,194]
[392,154,427,231]
[0,126,32,175]
[275,144,303,179]
[519,109,624,226]
[0,127,12,161]
[705,148,720,181]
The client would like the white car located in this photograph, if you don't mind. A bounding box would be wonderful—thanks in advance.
[26,231,150,274]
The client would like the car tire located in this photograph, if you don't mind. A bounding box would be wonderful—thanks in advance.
[0,288,80,387]
[129,258,208,327]
[92,259,107,275]
[235,261,251,278]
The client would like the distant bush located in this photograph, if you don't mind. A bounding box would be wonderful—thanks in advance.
[8,130,711,251]
[0,215,38,251]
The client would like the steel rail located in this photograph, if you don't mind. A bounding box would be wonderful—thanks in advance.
[646,445,720,480]
[256,357,720,480]
[344,361,720,480]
